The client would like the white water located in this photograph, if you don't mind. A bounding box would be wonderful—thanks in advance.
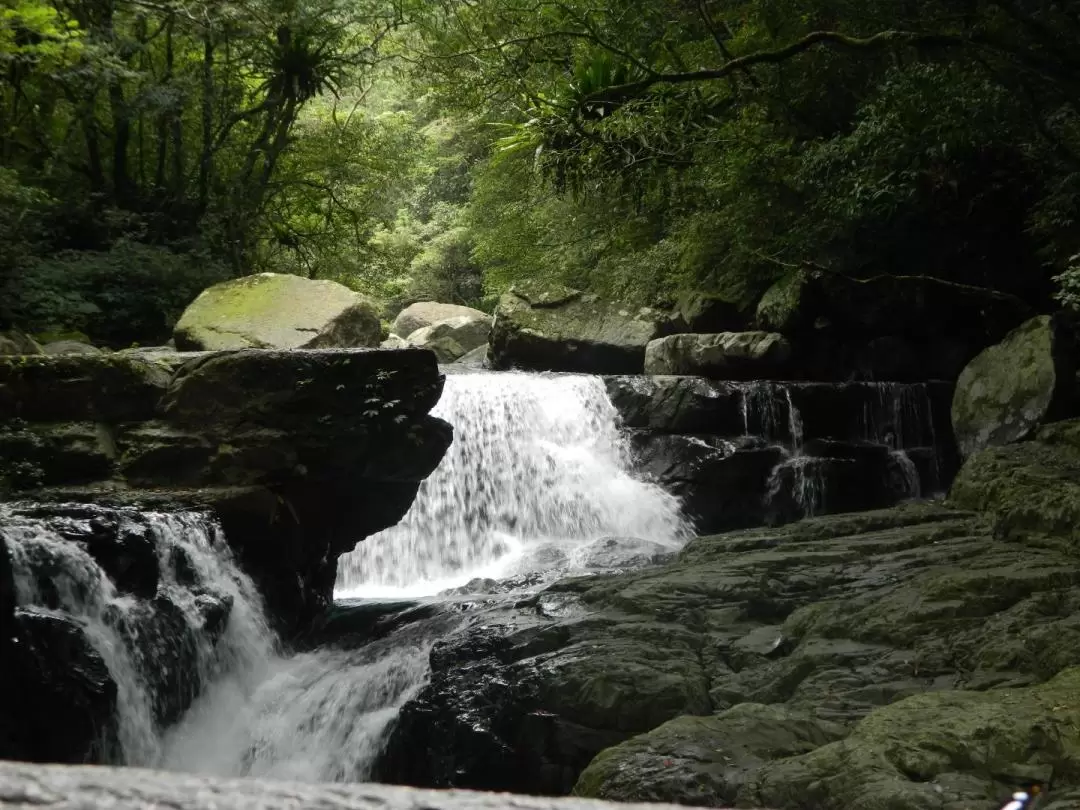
[336,372,691,598]
[5,506,423,782]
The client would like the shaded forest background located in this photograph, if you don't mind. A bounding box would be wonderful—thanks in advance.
[2,0,1080,345]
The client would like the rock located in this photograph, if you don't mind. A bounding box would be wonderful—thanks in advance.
[643,332,791,379]
[754,670,1079,810]
[454,344,490,368]
[628,432,782,533]
[406,314,492,363]
[603,376,746,434]
[670,292,749,334]
[115,345,176,356]
[6,504,160,598]
[756,270,1031,343]
[380,335,410,349]
[0,423,116,491]
[0,609,117,763]
[578,536,678,571]
[0,354,174,423]
[173,272,380,351]
[574,704,845,805]
[0,761,752,810]
[0,329,41,356]
[0,348,453,633]
[951,314,1077,459]
[392,301,489,339]
[41,341,104,356]
[490,282,669,373]
[382,495,1080,796]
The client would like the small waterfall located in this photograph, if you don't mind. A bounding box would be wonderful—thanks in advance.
[887,450,922,500]
[5,508,274,767]
[336,372,690,597]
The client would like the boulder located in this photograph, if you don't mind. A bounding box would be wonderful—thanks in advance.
[173,272,380,351]
[644,332,791,379]
[406,314,492,363]
[381,335,410,350]
[454,344,490,368]
[951,314,1077,459]
[0,354,175,423]
[490,282,669,373]
[0,329,41,355]
[604,376,746,434]
[41,341,104,356]
[574,704,845,805]
[0,348,454,633]
[669,292,749,334]
[392,301,489,339]
[754,671,1077,810]
[1,609,118,763]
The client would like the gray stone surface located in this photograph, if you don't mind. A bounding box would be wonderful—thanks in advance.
[392,302,488,339]
[0,762,749,810]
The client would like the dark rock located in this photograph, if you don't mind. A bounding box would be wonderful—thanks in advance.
[0,531,13,643]
[0,423,116,491]
[643,332,791,379]
[161,348,444,432]
[0,354,173,423]
[574,704,845,805]
[629,431,783,533]
[491,282,670,374]
[0,609,117,763]
[6,503,160,598]
[604,376,745,434]
[952,314,1077,459]
[669,292,749,334]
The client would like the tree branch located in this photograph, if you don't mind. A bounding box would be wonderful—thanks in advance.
[579,30,965,107]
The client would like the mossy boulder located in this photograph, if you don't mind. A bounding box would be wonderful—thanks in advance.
[490,282,670,373]
[574,704,845,806]
[644,332,791,379]
[173,272,380,351]
[752,668,1080,810]
[951,314,1077,459]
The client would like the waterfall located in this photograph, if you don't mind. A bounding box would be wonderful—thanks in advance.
[5,508,274,767]
[336,372,691,598]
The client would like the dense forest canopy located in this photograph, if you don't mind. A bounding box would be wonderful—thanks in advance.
[2,0,1079,344]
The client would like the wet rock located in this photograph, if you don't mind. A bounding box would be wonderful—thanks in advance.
[644,332,791,379]
[392,301,489,339]
[603,376,745,434]
[628,432,782,533]
[0,609,117,763]
[174,272,381,351]
[491,282,670,374]
[382,497,1080,799]
[578,536,677,571]
[952,314,1077,459]
[574,704,845,805]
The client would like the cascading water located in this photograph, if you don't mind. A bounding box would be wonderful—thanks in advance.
[336,371,691,598]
